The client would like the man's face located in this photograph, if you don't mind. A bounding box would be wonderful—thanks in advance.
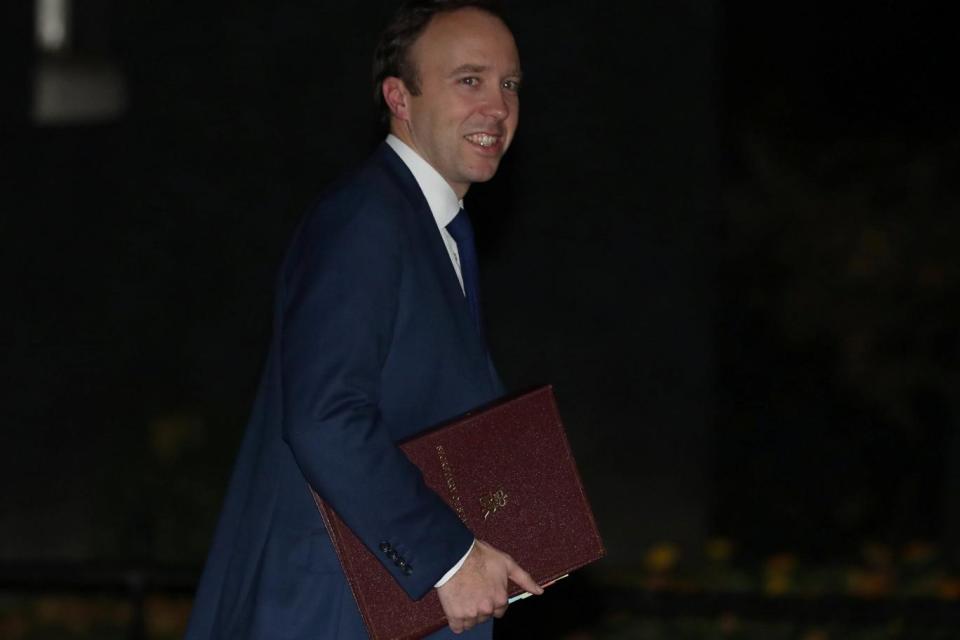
[394,8,521,198]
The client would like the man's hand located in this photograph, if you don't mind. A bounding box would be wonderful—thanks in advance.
[436,540,544,634]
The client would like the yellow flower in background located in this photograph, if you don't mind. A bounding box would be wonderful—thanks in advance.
[706,538,733,563]
[3,598,130,639]
[764,572,791,596]
[763,553,797,596]
[861,542,893,568]
[33,597,66,625]
[765,553,797,574]
[146,597,193,637]
[937,577,960,601]
[902,541,937,565]
[32,597,104,634]
[644,542,680,573]
[847,569,892,598]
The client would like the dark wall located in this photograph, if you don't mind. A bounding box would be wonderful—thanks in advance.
[5,0,959,576]
[716,0,960,560]
[486,2,719,561]
[2,1,719,566]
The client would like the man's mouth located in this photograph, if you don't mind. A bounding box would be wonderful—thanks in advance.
[464,133,501,149]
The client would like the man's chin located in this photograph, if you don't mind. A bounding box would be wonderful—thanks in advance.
[462,161,503,185]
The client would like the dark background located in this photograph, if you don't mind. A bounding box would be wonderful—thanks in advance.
[2,0,957,597]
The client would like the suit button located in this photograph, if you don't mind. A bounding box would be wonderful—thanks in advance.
[379,542,391,554]
[397,558,408,569]
[388,550,399,562]
[402,564,413,576]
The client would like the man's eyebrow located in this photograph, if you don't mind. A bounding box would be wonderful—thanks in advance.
[448,64,488,76]
[447,64,523,79]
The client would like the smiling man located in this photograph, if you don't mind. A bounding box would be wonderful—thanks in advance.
[185,2,540,639]
[379,4,521,197]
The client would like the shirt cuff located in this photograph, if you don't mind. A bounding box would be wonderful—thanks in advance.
[434,539,476,588]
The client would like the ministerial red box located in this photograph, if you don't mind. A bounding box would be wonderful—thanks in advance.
[311,386,605,640]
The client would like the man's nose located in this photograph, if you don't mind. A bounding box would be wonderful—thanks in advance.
[481,87,510,120]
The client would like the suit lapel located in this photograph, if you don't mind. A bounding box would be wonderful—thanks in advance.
[374,144,490,364]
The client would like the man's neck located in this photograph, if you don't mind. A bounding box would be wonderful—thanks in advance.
[389,123,469,199]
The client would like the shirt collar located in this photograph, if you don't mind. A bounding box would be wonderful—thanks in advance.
[386,134,462,230]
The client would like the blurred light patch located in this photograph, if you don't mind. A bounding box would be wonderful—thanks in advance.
[35,0,70,53]
[32,58,127,125]
[32,0,127,125]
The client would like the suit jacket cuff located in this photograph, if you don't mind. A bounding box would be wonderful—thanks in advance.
[433,538,475,588]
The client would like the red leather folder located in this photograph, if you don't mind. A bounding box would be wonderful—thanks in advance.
[311,385,605,640]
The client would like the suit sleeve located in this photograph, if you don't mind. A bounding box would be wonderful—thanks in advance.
[279,202,473,599]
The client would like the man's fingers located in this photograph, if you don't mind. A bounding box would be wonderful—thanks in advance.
[507,564,544,595]
[440,541,540,635]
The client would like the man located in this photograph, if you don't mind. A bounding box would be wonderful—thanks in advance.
[185,2,541,638]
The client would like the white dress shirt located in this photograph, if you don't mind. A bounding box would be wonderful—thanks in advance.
[385,134,466,294]
[384,134,474,587]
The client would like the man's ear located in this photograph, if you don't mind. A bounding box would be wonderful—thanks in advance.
[382,77,412,122]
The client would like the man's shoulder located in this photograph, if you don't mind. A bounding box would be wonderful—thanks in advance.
[321,143,420,210]
[286,144,426,262]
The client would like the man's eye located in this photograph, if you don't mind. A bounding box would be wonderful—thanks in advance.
[502,79,521,92]
[460,77,479,87]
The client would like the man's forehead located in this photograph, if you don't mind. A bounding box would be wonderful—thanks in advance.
[413,8,519,67]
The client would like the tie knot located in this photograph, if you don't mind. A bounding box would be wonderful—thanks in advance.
[446,208,475,246]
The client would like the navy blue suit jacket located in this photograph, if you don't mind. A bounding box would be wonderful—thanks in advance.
[186,144,505,639]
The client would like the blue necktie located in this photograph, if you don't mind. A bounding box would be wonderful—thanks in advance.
[446,208,483,337]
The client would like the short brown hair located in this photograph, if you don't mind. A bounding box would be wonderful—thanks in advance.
[372,0,509,127]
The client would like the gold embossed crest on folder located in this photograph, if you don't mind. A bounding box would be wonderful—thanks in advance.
[480,488,508,520]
